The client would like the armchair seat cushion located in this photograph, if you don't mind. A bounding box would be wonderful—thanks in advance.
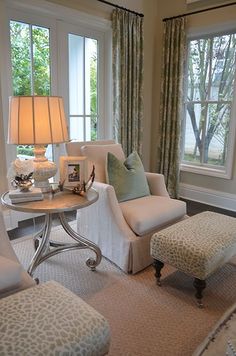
[0,256,22,292]
[120,196,187,236]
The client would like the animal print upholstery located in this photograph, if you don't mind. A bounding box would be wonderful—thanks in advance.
[0,281,110,356]
[151,211,236,280]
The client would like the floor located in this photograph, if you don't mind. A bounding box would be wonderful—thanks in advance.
[181,199,236,218]
[7,199,236,240]
[7,210,77,240]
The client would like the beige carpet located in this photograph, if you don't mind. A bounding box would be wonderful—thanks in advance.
[12,222,236,356]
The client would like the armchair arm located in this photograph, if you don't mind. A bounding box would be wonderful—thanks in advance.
[76,181,137,273]
[145,172,169,197]
[94,182,135,238]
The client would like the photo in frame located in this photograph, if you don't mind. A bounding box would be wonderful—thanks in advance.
[59,156,87,188]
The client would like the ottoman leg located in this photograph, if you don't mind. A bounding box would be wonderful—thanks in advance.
[193,278,206,308]
[153,259,164,286]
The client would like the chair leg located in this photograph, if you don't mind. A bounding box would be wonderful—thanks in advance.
[193,278,206,308]
[153,259,164,286]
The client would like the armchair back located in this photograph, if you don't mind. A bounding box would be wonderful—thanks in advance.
[66,140,125,183]
[66,140,115,157]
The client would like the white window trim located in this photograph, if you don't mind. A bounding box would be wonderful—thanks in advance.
[180,25,236,179]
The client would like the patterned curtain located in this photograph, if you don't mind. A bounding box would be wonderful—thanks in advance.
[157,17,186,198]
[112,9,144,157]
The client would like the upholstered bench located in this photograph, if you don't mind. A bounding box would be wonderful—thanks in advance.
[150,211,236,307]
[0,280,110,355]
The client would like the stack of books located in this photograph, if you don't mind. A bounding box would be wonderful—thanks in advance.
[9,187,43,203]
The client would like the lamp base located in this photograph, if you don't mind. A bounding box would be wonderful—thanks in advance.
[33,145,57,193]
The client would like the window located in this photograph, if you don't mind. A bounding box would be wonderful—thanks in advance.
[57,20,110,142]
[6,1,111,174]
[0,0,111,226]
[181,31,236,178]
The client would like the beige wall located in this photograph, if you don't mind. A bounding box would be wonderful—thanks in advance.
[152,0,236,196]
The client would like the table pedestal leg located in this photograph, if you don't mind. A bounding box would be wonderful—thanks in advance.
[28,212,102,276]
[27,214,52,276]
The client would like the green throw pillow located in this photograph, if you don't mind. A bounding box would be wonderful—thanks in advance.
[106,151,150,202]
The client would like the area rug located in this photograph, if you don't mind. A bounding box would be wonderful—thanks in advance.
[12,222,236,356]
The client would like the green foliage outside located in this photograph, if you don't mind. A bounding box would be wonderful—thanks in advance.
[10,21,51,157]
[10,21,98,145]
[10,21,50,96]
[183,153,222,166]
[17,146,34,157]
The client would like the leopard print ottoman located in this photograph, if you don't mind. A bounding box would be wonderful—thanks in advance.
[150,211,236,307]
[0,280,110,355]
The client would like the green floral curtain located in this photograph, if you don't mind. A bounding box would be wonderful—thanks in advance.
[112,9,144,157]
[157,17,186,198]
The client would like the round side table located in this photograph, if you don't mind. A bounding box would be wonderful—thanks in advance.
[1,188,101,277]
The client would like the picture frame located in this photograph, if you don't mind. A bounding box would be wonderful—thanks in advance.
[59,156,87,188]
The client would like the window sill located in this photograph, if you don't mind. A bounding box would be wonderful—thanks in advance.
[180,163,231,179]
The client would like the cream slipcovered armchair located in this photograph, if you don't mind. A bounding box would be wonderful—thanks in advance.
[66,140,187,274]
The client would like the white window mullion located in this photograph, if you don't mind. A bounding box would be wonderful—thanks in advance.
[29,24,34,94]
[83,36,86,140]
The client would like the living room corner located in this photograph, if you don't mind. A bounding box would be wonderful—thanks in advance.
[0,0,236,355]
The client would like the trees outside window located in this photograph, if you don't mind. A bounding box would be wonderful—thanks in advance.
[10,20,101,155]
[182,32,236,176]
[10,20,51,159]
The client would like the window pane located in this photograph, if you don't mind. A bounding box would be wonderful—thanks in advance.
[86,116,97,141]
[10,21,31,95]
[187,39,210,101]
[85,38,98,115]
[68,33,98,141]
[69,34,84,116]
[32,25,50,95]
[206,103,231,166]
[184,103,206,164]
[69,116,84,141]
[210,34,236,101]
[10,20,52,161]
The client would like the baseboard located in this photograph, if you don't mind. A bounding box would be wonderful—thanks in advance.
[179,183,236,212]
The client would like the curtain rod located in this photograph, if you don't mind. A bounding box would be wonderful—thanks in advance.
[163,1,236,21]
[97,0,144,17]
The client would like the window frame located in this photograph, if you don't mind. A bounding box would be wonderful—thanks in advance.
[181,28,236,179]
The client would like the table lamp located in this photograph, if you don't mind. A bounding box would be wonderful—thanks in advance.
[8,96,69,192]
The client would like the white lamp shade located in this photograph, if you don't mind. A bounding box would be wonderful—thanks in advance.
[8,96,69,145]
